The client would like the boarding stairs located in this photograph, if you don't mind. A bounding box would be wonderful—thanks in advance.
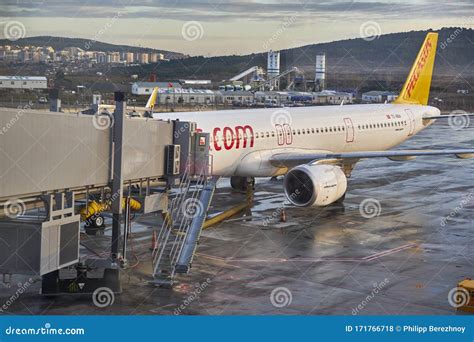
[151,162,217,286]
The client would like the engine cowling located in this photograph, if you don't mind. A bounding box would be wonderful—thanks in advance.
[283,164,347,207]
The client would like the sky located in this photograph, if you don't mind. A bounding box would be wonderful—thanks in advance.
[0,0,473,56]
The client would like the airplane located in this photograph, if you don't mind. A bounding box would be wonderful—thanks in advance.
[151,32,474,207]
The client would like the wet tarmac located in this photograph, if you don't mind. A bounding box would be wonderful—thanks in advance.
[1,120,472,315]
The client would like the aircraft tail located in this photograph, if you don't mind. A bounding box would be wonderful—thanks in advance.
[393,32,438,105]
[145,87,159,111]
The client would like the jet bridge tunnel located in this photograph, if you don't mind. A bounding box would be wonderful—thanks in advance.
[0,92,209,295]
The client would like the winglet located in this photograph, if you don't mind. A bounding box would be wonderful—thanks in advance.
[394,32,438,105]
[145,87,159,111]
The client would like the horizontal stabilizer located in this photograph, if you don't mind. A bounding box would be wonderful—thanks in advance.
[423,113,474,120]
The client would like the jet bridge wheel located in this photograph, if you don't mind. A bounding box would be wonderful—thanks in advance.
[84,214,106,235]
[230,176,255,192]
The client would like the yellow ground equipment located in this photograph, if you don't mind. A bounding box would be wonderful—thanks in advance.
[456,279,474,313]
[203,178,254,229]
[80,198,142,227]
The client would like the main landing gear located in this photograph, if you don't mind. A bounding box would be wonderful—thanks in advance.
[230,176,255,192]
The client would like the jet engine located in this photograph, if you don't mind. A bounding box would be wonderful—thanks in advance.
[283,164,347,207]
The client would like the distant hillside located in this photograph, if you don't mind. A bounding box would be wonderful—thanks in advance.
[1,28,471,95]
[127,27,473,82]
[0,36,187,59]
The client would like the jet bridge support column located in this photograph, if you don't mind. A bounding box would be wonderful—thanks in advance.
[111,92,125,263]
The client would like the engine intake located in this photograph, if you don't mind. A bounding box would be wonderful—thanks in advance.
[283,164,347,207]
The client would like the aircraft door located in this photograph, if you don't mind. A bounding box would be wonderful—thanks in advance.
[405,109,416,136]
[343,118,355,143]
[194,132,211,175]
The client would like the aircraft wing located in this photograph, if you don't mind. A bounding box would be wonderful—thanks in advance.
[270,149,474,168]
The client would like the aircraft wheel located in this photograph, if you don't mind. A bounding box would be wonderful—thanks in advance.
[230,176,254,191]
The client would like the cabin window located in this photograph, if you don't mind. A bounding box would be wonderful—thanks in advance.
[271,132,275,137]
[266,132,269,138]
[311,128,315,134]
[297,129,301,134]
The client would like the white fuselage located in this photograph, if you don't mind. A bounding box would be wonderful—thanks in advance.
[154,104,440,177]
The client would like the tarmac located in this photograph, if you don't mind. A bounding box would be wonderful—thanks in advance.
[0,120,472,315]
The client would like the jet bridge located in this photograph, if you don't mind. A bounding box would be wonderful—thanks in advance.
[0,92,207,295]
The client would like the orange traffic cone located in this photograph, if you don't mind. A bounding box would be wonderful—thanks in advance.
[150,231,158,251]
[280,209,287,222]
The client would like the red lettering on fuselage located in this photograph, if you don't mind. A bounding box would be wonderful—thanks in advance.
[223,126,235,150]
[213,127,222,151]
[213,125,254,151]
[234,125,254,149]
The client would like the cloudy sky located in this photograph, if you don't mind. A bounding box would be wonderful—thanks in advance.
[1,0,473,55]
